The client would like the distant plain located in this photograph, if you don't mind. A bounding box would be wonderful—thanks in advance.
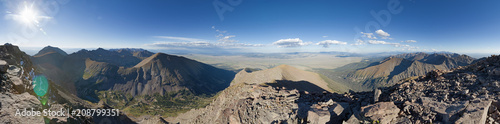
[184,53,364,72]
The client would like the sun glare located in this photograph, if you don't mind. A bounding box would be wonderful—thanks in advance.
[7,1,51,35]
[19,3,39,24]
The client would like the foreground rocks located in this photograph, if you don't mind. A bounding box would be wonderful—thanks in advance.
[164,55,500,124]
[169,83,301,123]
[0,92,44,123]
[361,102,399,124]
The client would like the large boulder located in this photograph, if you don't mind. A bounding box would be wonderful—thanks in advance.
[0,92,44,123]
[307,100,350,124]
[307,106,331,124]
[361,102,400,124]
[456,100,492,124]
[420,97,468,123]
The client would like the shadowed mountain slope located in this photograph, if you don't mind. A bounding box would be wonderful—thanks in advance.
[32,46,235,98]
[1,44,135,123]
[112,53,236,96]
[31,46,236,118]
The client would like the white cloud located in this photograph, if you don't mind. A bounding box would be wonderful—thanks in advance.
[149,41,264,48]
[394,44,409,47]
[316,40,347,48]
[351,39,366,46]
[361,32,377,39]
[151,35,263,48]
[367,40,390,44]
[150,41,215,48]
[368,40,410,48]
[218,35,238,43]
[272,38,312,48]
[322,36,328,38]
[213,27,240,43]
[375,29,390,37]
[401,40,417,43]
[154,36,207,42]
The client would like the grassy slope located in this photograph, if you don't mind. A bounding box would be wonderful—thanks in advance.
[97,90,215,118]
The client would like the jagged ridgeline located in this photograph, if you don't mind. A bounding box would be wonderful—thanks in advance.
[1,44,135,123]
[31,46,236,117]
[317,52,476,91]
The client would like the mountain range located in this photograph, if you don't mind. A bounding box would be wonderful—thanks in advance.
[3,44,498,123]
[318,52,476,90]
[0,43,135,123]
[167,52,499,124]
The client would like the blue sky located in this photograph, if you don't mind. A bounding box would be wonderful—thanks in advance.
[1,0,499,55]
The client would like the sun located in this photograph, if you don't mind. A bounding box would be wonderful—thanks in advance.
[19,3,39,25]
[6,1,51,34]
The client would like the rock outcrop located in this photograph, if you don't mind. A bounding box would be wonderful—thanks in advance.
[376,54,500,123]
[170,83,301,123]
[360,102,399,124]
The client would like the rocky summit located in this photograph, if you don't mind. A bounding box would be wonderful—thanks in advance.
[163,55,500,124]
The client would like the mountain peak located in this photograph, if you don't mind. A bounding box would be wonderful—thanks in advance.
[233,64,350,93]
[276,64,292,69]
[133,52,181,68]
[34,46,68,57]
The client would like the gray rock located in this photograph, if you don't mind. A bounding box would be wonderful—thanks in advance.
[420,97,468,123]
[326,99,334,106]
[456,100,492,124]
[361,102,400,124]
[488,68,500,76]
[7,65,21,76]
[342,114,360,124]
[8,75,26,93]
[374,88,382,103]
[307,107,331,124]
[0,92,44,124]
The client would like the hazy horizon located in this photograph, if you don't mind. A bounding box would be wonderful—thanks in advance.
[2,0,500,56]
[16,45,494,59]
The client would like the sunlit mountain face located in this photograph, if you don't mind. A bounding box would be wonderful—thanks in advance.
[1,0,500,123]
